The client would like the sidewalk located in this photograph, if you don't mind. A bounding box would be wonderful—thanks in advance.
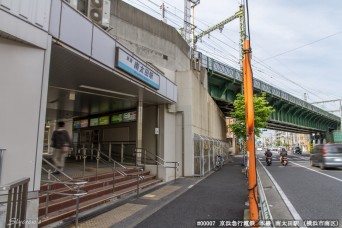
[70,156,248,228]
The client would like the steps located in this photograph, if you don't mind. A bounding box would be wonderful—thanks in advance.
[38,168,162,227]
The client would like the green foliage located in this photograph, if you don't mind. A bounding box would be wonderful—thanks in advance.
[275,140,282,147]
[229,92,275,140]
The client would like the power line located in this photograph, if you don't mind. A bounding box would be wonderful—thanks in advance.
[122,0,338,107]
[260,31,342,62]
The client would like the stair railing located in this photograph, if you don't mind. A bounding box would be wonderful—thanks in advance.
[41,158,87,228]
[74,144,144,197]
[136,148,179,183]
[74,141,136,164]
[0,177,30,228]
[94,149,144,197]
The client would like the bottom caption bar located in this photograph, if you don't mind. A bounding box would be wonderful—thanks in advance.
[196,219,340,227]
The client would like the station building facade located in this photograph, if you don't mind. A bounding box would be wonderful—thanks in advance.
[0,0,228,225]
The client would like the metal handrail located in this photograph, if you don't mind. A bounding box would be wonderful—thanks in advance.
[73,142,137,163]
[78,146,144,197]
[96,150,144,197]
[0,177,29,191]
[137,148,179,182]
[41,158,88,228]
[0,177,29,228]
[42,157,73,180]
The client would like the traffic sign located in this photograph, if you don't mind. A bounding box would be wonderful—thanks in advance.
[333,131,342,143]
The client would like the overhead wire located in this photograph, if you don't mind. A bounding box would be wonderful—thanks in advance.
[122,0,334,106]
[260,31,342,62]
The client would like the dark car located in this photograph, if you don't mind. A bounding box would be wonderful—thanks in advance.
[310,144,342,170]
[294,146,301,154]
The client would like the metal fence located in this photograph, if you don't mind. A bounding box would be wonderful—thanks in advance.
[0,177,30,228]
[72,141,136,164]
[193,134,230,176]
[257,172,274,227]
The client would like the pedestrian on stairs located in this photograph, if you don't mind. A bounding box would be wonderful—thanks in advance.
[51,121,72,174]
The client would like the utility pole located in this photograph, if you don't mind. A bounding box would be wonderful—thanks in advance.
[193,5,244,71]
[190,0,200,50]
[311,99,342,130]
[190,3,258,222]
[243,38,258,225]
[183,0,192,44]
[240,1,258,223]
[193,5,245,94]
[160,2,166,23]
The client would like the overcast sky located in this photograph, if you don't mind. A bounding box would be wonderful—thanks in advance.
[123,0,342,114]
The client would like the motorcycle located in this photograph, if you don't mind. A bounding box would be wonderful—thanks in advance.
[266,156,272,166]
[281,156,288,166]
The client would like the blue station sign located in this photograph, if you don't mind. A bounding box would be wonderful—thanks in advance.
[115,47,160,90]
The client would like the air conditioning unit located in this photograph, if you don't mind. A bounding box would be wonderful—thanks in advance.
[88,0,111,28]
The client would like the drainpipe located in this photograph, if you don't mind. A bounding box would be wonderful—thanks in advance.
[156,105,160,178]
[176,111,185,176]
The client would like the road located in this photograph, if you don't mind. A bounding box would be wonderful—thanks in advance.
[257,150,342,226]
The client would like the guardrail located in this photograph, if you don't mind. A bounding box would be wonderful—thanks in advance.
[257,171,274,227]
[0,177,30,228]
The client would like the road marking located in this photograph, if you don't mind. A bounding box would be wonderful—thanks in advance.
[290,161,342,183]
[259,160,306,228]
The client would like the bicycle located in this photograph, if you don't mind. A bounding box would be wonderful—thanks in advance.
[214,155,224,170]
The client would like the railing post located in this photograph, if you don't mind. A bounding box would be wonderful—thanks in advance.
[45,170,52,218]
[136,169,141,198]
[174,163,177,183]
[75,195,80,228]
[144,149,147,164]
[96,149,100,181]
[0,148,6,184]
[82,148,87,177]
[91,143,94,160]
[21,181,28,224]
[121,142,124,163]
[112,161,115,194]
[109,143,112,161]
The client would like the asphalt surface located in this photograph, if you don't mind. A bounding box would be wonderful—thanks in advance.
[73,152,336,228]
[133,157,248,228]
[257,151,342,226]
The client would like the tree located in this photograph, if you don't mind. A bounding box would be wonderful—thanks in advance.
[275,140,282,147]
[229,92,275,144]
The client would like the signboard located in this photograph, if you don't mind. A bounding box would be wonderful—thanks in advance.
[111,114,123,124]
[99,116,109,125]
[73,120,80,129]
[90,118,99,127]
[80,119,88,128]
[115,47,160,90]
[123,111,137,122]
[333,131,342,143]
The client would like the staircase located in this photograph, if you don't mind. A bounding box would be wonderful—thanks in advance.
[38,168,162,227]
